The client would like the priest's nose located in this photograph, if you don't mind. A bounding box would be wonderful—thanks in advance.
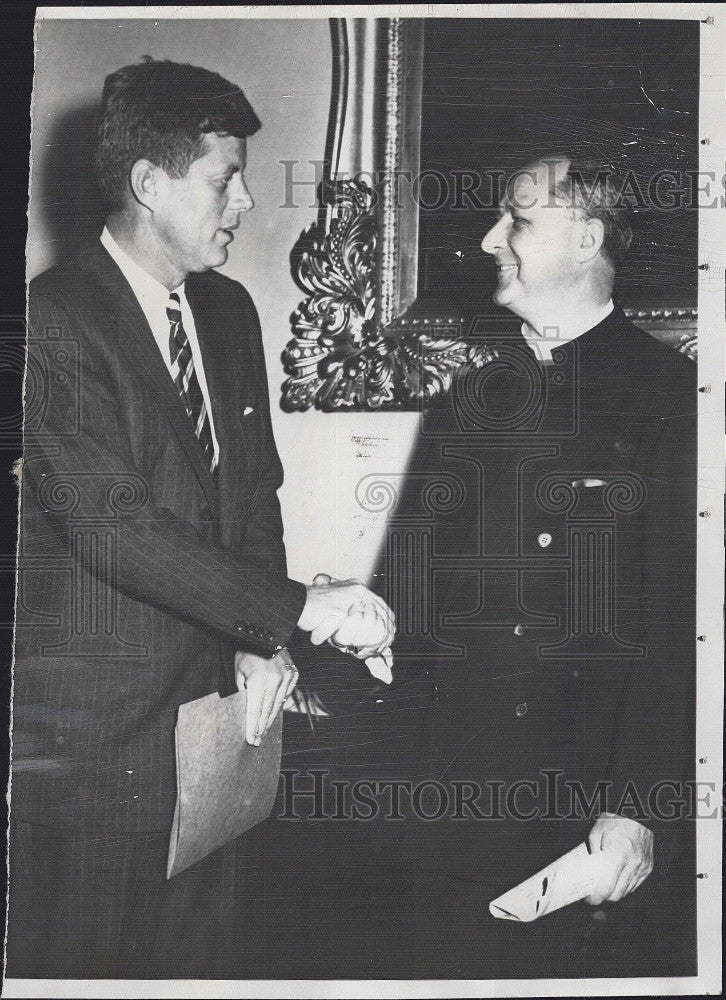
[481,214,509,255]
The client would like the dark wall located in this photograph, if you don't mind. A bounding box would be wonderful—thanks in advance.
[418,18,699,307]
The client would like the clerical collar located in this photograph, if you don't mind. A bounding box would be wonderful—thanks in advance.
[520,300,614,362]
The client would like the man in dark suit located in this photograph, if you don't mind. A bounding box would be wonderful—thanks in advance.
[404,155,696,977]
[7,57,394,979]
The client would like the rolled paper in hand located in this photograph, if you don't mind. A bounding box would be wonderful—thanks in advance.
[488,842,618,921]
[365,646,393,684]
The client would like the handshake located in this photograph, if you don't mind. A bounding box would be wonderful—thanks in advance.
[235,573,396,745]
[297,572,395,665]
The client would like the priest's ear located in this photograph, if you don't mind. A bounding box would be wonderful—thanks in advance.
[577,214,606,263]
[129,159,165,212]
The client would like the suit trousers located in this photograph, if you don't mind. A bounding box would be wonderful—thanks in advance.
[5,819,243,979]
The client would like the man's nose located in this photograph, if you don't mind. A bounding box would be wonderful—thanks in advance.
[229,176,254,213]
[481,215,508,255]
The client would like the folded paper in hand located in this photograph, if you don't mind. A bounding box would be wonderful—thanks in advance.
[167,689,282,879]
[489,842,619,921]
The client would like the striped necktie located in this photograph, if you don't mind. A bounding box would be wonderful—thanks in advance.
[167,292,217,474]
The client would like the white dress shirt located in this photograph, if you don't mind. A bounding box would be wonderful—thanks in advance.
[521,299,615,363]
[100,227,220,464]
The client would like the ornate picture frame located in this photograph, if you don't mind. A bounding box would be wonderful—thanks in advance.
[281,19,498,411]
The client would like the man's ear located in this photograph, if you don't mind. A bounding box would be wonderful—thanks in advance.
[129,159,162,211]
[578,216,605,262]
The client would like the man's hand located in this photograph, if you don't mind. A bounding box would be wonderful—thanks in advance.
[297,573,395,656]
[585,812,654,904]
[326,602,390,659]
[234,647,298,747]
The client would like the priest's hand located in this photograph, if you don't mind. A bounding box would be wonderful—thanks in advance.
[585,812,654,904]
[326,601,391,659]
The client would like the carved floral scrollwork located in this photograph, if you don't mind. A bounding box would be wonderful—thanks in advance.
[281,179,497,411]
[282,180,380,410]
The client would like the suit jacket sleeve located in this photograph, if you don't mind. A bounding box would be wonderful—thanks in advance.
[25,279,307,654]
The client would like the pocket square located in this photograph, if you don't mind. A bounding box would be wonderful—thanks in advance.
[243,406,254,416]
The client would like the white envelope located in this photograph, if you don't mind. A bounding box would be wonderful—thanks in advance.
[489,842,619,922]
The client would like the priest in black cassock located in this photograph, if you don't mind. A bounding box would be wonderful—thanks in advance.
[404,155,696,978]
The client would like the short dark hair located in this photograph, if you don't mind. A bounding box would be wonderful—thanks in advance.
[551,157,634,268]
[95,57,261,209]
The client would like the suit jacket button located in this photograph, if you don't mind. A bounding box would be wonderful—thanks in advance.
[515,702,528,717]
[513,624,527,637]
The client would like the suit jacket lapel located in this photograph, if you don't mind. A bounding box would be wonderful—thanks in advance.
[86,242,220,516]
[186,275,259,497]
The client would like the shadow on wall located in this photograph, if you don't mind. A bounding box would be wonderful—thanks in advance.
[33,103,107,267]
